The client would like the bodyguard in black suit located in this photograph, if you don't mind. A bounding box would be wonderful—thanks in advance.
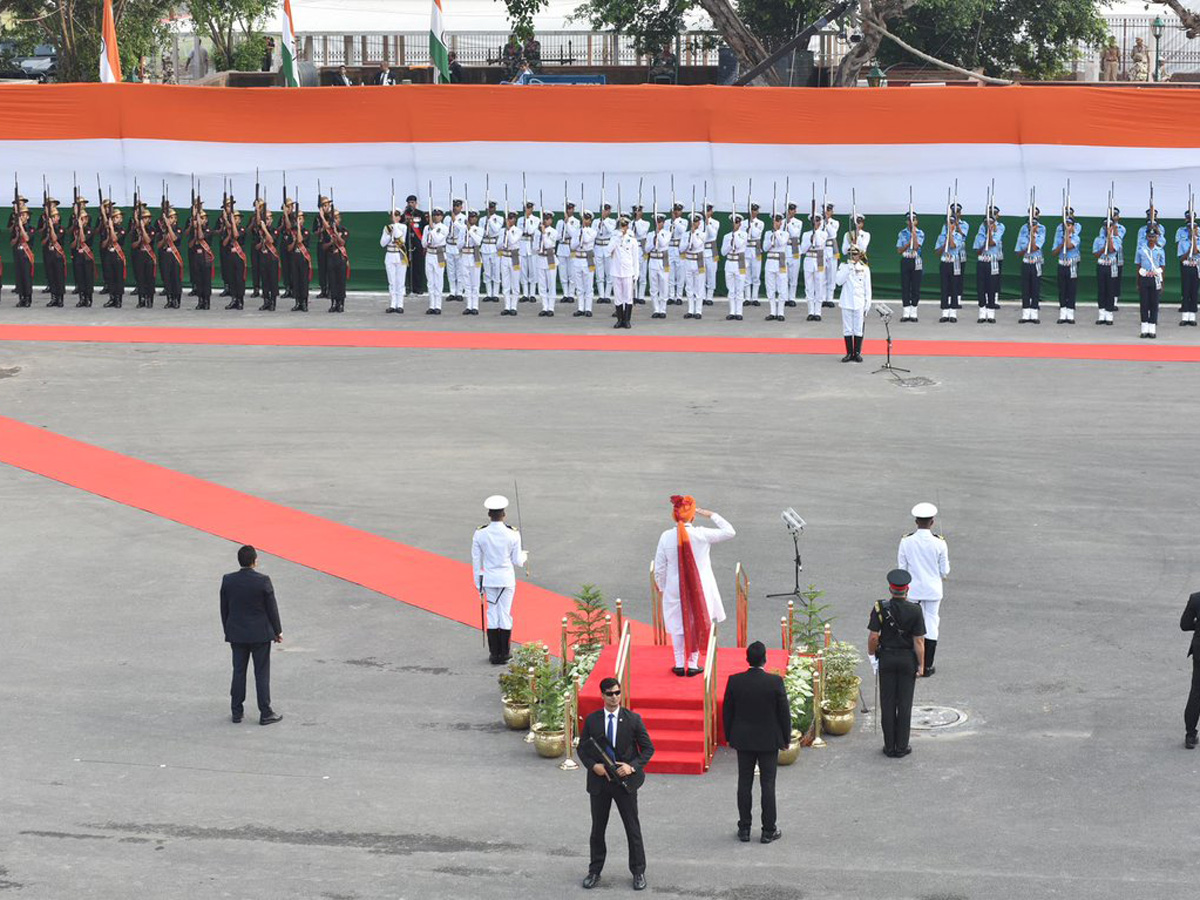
[220,545,283,725]
[576,677,654,891]
[1181,591,1200,749]
[722,641,790,843]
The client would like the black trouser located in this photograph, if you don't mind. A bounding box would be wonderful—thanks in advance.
[1057,262,1078,309]
[408,243,427,294]
[589,785,646,876]
[1097,262,1118,312]
[317,243,329,295]
[899,256,922,307]
[279,243,293,293]
[73,252,95,304]
[46,247,67,301]
[938,260,962,310]
[878,648,918,753]
[219,242,231,289]
[102,249,125,304]
[1115,265,1124,303]
[736,749,778,832]
[251,244,262,293]
[227,251,247,302]
[1185,654,1200,734]
[188,247,200,293]
[975,258,1000,309]
[230,641,272,716]
[260,252,279,307]
[327,251,347,306]
[1138,274,1160,324]
[12,247,34,302]
[162,251,182,305]
[1020,261,1042,308]
[133,249,156,303]
[924,639,937,669]
[193,252,213,306]
[290,252,310,305]
[1180,263,1199,314]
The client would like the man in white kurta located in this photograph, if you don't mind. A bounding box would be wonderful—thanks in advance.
[654,503,736,673]
[472,494,528,664]
[897,501,950,676]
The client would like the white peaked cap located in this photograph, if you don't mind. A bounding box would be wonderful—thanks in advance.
[485,495,509,511]
[911,502,938,518]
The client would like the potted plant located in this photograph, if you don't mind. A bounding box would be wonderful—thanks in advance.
[820,641,863,735]
[790,584,834,655]
[498,641,544,730]
[778,653,816,765]
[532,659,569,758]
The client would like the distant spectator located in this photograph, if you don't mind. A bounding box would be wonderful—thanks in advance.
[523,36,542,71]
[262,37,275,73]
[1100,37,1120,82]
[335,64,354,86]
[649,45,677,85]
[161,55,176,85]
[376,61,395,85]
[186,41,210,80]
[1131,37,1150,82]
[448,50,464,83]
[502,35,522,79]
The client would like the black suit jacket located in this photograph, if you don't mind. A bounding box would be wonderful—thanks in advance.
[577,708,654,794]
[1182,592,1200,656]
[220,567,282,644]
[722,666,791,753]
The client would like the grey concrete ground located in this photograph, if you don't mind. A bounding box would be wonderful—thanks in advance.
[1,293,1198,900]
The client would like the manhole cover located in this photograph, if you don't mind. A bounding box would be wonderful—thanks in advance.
[911,705,967,730]
[896,376,937,388]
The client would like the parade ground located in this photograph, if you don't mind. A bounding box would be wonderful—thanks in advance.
[1,295,1197,900]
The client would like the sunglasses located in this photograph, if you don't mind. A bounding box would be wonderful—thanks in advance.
[603,690,621,697]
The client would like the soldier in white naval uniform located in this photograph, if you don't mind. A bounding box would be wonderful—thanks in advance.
[380,210,408,314]
[897,502,950,675]
[422,209,449,313]
[472,494,528,664]
[800,215,825,321]
[654,500,735,674]
[481,201,504,302]
[721,214,747,320]
[835,244,872,363]
[631,206,650,301]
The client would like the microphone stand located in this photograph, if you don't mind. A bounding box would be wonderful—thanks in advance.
[766,528,804,600]
[872,311,909,379]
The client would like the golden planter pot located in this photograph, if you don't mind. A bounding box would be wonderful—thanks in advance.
[778,730,803,766]
[502,701,531,730]
[821,676,862,735]
[534,728,567,758]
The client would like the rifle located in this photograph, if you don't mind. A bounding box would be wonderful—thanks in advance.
[1149,181,1156,231]
[1028,187,1039,255]
[584,736,640,794]
[1104,182,1115,256]
[850,187,858,251]
[907,186,917,252]
[1190,183,1197,260]
[1060,179,1071,257]
[637,175,643,215]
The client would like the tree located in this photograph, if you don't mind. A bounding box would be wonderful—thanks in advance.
[500,0,549,43]
[5,0,174,83]
[1149,1,1200,39]
[187,0,275,72]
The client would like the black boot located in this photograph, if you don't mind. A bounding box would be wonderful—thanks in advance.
[923,639,937,674]
[623,305,633,329]
[852,335,863,362]
[499,629,513,663]
[487,629,500,664]
[841,335,854,362]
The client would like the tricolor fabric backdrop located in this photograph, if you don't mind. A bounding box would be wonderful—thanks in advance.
[3,83,1200,300]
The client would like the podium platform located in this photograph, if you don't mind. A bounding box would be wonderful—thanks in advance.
[578,644,790,775]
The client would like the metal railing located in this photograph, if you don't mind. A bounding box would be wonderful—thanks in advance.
[735,562,749,648]
[649,560,667,646]
[701,622,719,769]
[613,619,632,710]
[1080,16,1200,78]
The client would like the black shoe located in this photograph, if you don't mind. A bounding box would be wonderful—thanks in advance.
[726,314,736,320]
[685,667,703,677]
[585,311,593,317]
[813,315,821,321]
[582,873,601,890]
[426,308,437,315]
[695,314,702,320]
[883,747,895,757]
[978,317,987,323]
[259,712,282,726]
[671,667,686,677]
[895,746,912,757]
[785,300,796,307]
[703,299,713,306]
[923,666,936,677]
[574,310,585,317]
[760,829,782,844]
[738,826,751,843]
[538,310,549,317]
[386,307,396,313]
[632,874,647,891]
[220,289,231,297]
[231,713,243,723]
[1187,732,1197,749]
[226,300,239,310]
[822,301,835,308]
[735,315,743,320]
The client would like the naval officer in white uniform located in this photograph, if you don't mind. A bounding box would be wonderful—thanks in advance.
[897,502,950,675]
[654,497,736,675]
[472,494,528,665]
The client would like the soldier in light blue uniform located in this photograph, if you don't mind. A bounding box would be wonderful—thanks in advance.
[1052,209,1083,324]
[972,207,1004,323]
[1136,227,1166,338]
[1092,218,1122,325]
[1110,207,1127,308]
[896,214,924,321]
[1015,209,1047,323]
[1137,205,1160,251]
[935,205,969,322]
[1175,211,1199,326]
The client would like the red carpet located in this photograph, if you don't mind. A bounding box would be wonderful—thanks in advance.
[2,323,1199,362]
[0,414,654,647]
[579,645,790,775]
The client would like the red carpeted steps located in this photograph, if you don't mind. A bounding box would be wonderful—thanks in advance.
[578,644,790,775]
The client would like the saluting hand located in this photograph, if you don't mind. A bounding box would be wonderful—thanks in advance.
[694,507,713,518]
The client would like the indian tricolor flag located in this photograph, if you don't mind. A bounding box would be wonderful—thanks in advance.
[280,0,299,87]
[430,0,450,84]
[99,0,122,84]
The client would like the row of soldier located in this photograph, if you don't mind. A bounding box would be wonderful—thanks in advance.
[9,190,1200,338]
[4,190,350,312]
